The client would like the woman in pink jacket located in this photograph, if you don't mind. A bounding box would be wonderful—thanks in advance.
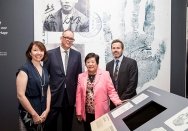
[76,53,122,131]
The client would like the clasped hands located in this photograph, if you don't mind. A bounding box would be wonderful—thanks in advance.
[32,110,48,124]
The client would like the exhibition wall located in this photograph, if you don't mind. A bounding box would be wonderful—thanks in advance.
[0,0,186,130]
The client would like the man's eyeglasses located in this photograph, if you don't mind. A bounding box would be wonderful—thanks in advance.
[63,36,75,42]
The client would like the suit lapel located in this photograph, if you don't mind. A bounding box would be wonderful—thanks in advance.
[70,20,77,31]
[108,61,114,77]
[83,72,88,91]
[119,56,126,72]
[55,10,63,31]
[66,48,74,74]
[93,69,102,87]
[55,47,65,74]
[70,10,81,31]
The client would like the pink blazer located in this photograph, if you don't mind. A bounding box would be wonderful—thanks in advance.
[76,69,121,121]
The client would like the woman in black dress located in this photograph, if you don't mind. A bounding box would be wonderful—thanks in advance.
[16,41,51,131]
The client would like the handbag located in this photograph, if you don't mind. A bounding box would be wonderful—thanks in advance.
[19,110,44,131]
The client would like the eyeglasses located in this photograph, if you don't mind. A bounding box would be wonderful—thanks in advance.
[63,36,75,42]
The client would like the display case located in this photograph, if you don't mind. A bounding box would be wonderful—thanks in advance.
[91,86,188,131]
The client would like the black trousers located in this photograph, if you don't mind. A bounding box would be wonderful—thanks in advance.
[44,90,74,131]
[83,113,95,131]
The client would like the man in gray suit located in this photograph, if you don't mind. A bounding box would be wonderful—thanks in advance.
[43,0,89,32]
[44,30,82,131]
[106,39,138,110]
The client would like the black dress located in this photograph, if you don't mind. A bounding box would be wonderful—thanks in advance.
[17,61,49,131]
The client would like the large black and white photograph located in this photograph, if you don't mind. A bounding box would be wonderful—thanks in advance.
[43,0,89,32]
[35,0,171,93]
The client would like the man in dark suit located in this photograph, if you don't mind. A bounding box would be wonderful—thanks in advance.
[106,39,138,110]
[44,30,82,131]
[43,0,89,32]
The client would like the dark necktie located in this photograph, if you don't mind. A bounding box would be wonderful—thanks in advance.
[64,50,68,72]
[113,60,119,89]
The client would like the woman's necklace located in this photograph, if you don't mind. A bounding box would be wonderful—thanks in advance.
[33,64,45,97]
[88,74,95,83]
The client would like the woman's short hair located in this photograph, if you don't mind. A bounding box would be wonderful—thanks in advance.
[85,53,99,65]
[26,41,47,61]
